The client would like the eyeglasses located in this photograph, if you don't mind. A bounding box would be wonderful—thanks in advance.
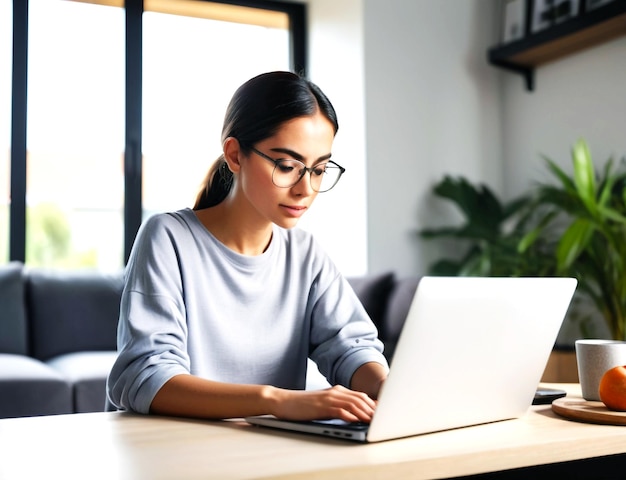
[249,146,345,193]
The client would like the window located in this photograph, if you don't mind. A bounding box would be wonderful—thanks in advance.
[27,0,125,269]
[0,1,11,263]
[142,1,290,215]
[6,0,305,269]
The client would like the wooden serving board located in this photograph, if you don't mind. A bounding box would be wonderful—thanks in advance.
[552,397,626,426]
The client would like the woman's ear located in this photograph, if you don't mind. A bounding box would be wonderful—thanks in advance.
[223,137,242,174]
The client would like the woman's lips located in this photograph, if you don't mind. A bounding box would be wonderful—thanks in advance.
[281,204,307,217]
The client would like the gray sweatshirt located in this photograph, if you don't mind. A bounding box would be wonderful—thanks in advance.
[107,208,387,414]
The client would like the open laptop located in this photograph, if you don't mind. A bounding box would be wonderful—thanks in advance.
[246,276,577,443]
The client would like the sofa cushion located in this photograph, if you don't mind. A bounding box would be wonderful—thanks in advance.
[47,351,118,413]
[346,271,395,333]
[0,262,28,355]
[0,353,73,418]
[26,269,124,360]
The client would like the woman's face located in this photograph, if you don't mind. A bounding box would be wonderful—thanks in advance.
[236,111,336,229]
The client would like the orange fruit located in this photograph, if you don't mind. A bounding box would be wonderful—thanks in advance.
[599,365,626,411]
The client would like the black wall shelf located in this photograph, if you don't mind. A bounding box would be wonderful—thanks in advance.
[487,1,626,91]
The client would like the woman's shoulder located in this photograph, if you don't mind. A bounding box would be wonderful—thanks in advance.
[140,209,198,234]
[132,209,203,251]
[127,209,202,269]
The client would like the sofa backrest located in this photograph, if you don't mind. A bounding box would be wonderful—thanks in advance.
[26,268,124,360]
[346,272,395,336]
[0,262,28,355]
[383,276,421,340]
[379,276,421,361]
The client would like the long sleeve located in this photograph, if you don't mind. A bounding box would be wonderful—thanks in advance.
[107,209,388,414]
[107,214,191,413]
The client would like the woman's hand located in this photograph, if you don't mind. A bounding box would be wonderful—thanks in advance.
[269,385,377,423]
[150,374,380,422]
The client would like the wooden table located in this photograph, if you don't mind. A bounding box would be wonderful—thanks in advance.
[0,384,625,479]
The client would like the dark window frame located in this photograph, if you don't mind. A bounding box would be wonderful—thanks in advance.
[8,0,306,265]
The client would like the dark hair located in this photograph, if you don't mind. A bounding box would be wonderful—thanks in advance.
[193,71,339,210]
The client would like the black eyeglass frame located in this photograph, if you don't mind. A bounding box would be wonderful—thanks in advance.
[249,146,346,193]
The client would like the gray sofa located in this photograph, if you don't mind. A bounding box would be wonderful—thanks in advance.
[0,262,124,418]
[0,262,419,419]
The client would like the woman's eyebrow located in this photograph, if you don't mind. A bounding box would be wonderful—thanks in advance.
[269,147,332,163]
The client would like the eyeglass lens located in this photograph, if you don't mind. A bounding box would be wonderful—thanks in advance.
[272,159,342,192]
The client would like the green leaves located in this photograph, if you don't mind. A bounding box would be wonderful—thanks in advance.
[419,175,551,278]
[572,139,597,215]
[556,218,594,272]
[524,140,626,339]
[421,139,626,340]
[425,176,504,240]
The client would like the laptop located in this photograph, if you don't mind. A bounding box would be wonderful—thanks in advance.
[246,276,577,443]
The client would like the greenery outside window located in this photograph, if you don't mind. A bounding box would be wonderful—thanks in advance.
[27,0,125,269]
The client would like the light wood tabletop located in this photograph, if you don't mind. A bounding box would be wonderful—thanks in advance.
[0,384,625,479]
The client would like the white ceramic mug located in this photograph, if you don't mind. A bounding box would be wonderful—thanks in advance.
[575,339,626,401]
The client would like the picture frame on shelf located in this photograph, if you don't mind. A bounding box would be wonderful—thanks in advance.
[502,0,528,44]
[531,0,581,34]
[584,0,615,12]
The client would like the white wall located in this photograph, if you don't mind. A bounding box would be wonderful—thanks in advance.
[303,0,502,277]
[298,0,369,276]
[363,0,502,276]
[304,0,626,287]
[501,37,626,199]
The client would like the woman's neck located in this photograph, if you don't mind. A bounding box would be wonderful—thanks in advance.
[194,202,273,256]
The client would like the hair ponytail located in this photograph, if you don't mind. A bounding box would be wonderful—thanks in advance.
[193,71,338,210]
[193,156,233,209]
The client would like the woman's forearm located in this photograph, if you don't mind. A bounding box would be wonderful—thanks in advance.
[350,362,388,399]
[149,374,279,419]
[150,373,379,422]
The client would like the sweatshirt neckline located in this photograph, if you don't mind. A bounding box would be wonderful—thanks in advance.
[181,208,278,268]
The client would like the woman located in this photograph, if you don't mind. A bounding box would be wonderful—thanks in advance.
[107,71,388,423]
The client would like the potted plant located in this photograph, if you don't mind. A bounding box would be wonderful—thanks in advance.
[419,176,555,277]
[421,139,626,342]
[520,139,626,341]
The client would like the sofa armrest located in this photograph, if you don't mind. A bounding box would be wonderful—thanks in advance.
[0,262,28,355]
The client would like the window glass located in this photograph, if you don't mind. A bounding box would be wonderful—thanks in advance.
[142,2,290,216]
[0,1,11,263]
[27,0,124,269]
